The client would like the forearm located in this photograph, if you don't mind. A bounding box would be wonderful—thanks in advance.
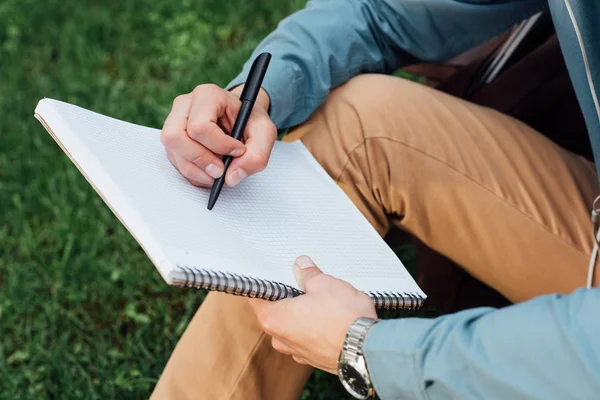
[230,85,270,111]
[227,0,546,129]
[364,288,600,399]
[227,0,408,128]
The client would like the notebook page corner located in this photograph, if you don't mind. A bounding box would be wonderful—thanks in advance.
[34,99,168,272]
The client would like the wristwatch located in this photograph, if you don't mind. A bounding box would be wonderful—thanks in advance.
[338,317,379,399]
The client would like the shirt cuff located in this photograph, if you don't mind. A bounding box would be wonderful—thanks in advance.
[225,58,301,129]
[363,318,434,400]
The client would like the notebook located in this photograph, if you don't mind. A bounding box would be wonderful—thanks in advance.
[34,99,426,310]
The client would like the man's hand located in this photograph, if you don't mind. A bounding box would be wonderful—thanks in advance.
[161,84,275,187]
[248,256,377,374]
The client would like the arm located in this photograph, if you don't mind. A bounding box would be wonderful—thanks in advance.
[161,0,546,190]
[249,257,600,399]
[228,0,547,128]
[364,288,600,399]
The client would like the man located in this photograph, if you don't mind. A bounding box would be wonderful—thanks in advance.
[152,1,600,399]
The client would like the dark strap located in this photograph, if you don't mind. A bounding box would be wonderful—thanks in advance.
[408,22,591,313]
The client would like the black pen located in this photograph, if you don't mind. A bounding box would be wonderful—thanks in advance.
[207,52,271,210]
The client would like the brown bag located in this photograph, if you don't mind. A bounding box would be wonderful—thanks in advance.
[402,14,591,313]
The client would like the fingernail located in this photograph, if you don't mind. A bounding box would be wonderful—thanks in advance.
[294,255,315,269]
[229,148,245,157]
[205,163,223,179]
[228,168,248,186]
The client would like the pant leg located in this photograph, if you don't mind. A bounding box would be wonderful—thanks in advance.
[152,74,600,399]
[150,292,313,400]
[287,74,600,302]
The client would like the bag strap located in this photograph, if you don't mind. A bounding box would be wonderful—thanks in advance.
[408,14,591,314]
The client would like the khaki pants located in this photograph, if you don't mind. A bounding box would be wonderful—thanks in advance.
[151,75,600,400]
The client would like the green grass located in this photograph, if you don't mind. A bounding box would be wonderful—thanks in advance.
[0,1,423,398]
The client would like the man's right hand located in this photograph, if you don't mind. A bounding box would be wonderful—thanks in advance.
[160,84,276,187]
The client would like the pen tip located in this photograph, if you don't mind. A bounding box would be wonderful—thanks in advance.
[207,198,215,210]
[207,190,218,210]
[207,176,225,210]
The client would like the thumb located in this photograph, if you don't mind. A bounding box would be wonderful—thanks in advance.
[293,255,323,292]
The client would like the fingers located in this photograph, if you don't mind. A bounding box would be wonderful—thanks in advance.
[293,256,324,292]
[187,85,246,157]
[162,132,225,182]
[248,296,301,341]
[162,93,192,134]
[271,337,294,355]
[161,94,192,160]
[161,92,227,183]
[161,84,276,189]
[271,339,310,369]
[272,339,311,369]
[248,297,282,336]
[292,356,308,365]
[172,155,214,187]
[225,108,277,187]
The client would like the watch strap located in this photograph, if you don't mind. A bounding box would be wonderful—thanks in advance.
[341,317,379,362]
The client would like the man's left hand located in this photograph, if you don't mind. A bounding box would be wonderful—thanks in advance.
[248,255,377,374]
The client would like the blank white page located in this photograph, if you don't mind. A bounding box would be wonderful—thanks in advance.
[35,99,424,297]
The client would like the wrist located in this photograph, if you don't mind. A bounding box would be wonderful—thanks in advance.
[230,84,270,111]
[338,317,379,399]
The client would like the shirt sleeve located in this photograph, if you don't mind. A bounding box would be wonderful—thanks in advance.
[363,288,600,399]
[226,0,547,128]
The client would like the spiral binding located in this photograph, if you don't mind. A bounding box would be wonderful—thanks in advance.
[172,265,301,301]
[366,291,425,311]
[173,265,424,310]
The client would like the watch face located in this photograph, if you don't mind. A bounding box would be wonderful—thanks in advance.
[340,363,369,398]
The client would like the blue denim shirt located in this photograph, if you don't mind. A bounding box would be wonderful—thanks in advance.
[228,1,600,398]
